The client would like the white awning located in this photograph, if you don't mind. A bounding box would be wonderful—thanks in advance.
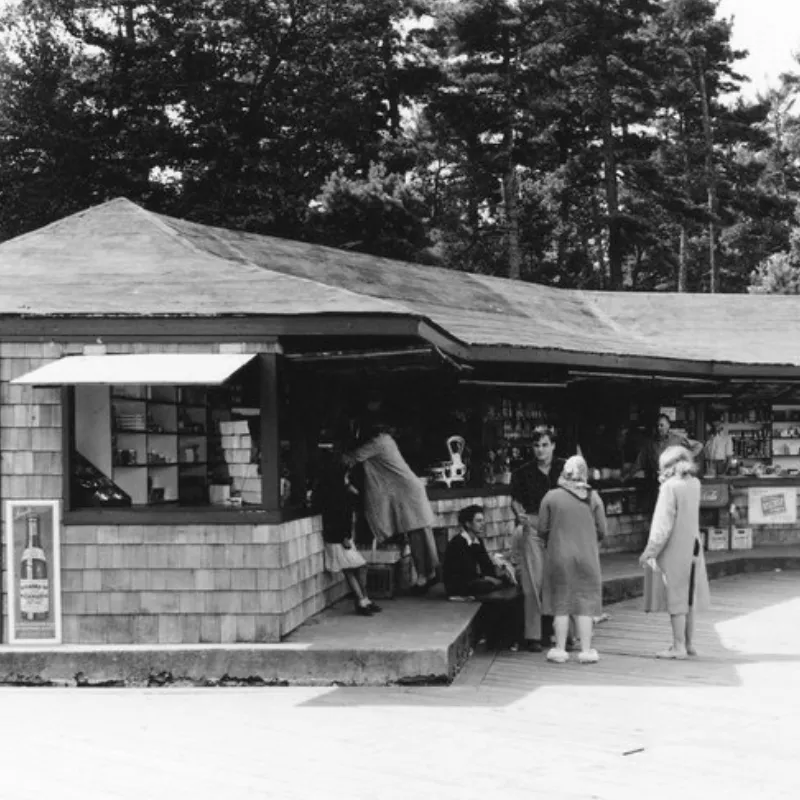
[12,353,257,386]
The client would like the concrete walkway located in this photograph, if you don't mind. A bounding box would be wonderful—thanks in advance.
[0,569,798,799]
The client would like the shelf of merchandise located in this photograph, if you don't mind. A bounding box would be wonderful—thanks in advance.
[770,404,800,468]
[722,407,772,462]
[108,385,210,505]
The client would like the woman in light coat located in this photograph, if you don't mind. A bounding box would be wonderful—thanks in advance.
[343,422,439,591]
[639,445,710,659]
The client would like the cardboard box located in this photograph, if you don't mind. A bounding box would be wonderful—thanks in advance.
[209,484,231,505]
[219,420,250,435]
[223,448,252,464]
[731,526,753,550]
[221,434,252,449]
[707,527,730,551]
[229,463,259,478]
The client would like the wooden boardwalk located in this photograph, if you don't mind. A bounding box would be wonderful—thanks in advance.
[457,568,800,690]
[0,570,797,800]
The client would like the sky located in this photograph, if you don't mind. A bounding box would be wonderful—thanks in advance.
[718,0,800,97]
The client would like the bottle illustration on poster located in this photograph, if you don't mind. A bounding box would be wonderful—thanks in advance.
[19,514,50,622]
[5,500,62,644]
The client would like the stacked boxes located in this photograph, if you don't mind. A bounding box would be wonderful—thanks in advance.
[703,527,730,551]
[219,420,261,505]
[731,526,754,550]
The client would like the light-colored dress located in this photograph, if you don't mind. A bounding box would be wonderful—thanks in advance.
[349,433,434,544]
[642,475,710,615]
[512,520,545,640]
[324,542,367,574]
[539,487,607,616]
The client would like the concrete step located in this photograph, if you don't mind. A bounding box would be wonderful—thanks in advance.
[0,589,478,688]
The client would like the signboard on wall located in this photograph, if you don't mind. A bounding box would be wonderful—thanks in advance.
[4,500,62,644]
[700,483,729,508]
[748,486,798,526]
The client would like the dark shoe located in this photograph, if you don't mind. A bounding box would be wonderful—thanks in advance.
[367,602,383,613]
[355,604,374,617]
[525,640,542,653]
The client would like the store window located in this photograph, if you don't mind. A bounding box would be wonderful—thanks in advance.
[69,365,264,509]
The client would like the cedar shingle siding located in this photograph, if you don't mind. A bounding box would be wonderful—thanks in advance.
[0,341,346,644]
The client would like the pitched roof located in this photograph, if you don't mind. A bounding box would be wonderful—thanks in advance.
[1,197,799,371]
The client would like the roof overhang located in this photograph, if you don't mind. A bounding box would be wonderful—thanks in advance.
[12,353,257,385]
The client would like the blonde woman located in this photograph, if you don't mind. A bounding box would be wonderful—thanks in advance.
[639,445,710,659]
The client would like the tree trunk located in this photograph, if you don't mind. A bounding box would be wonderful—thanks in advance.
[591,192,607,289]
[678,111,689,293]
[502,30,521,281]
[678,224,688,292]
[697,58,718,293]
[502,166,522,280]
[556,131,571,276]
[599,66,622,290]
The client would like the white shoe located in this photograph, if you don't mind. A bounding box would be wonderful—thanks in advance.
[578,649,599,664]
[546,647,569,664]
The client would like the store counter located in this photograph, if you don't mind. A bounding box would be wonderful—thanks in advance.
[700,475,800,547]
[424,482,648,555]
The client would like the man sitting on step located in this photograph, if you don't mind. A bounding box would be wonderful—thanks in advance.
[443,504,522,650]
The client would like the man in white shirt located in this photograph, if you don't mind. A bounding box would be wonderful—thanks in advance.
[704,419,733,476]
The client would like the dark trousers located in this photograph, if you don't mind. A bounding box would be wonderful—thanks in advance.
[540,614,554,645]
[472,585,524,649]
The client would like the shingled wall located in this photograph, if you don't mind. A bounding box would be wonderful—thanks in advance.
[427,494,647,556]
[0,341,347,644]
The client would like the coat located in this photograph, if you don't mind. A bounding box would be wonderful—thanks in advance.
[538,486,607,617]
[512,521,545,639]
[641,475,710,615]
[348,433,434,543]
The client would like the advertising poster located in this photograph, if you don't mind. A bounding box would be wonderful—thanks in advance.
[4,500,62,644]
[747,486,798,526]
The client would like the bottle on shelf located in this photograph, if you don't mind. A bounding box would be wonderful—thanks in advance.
[19,514,49,622]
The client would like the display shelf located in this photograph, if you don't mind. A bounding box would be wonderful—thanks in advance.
[108,385,208,505]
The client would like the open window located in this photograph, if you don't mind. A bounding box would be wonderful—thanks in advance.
[13,353,275,511]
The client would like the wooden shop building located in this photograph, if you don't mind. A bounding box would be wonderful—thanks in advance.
[2,198,800,646]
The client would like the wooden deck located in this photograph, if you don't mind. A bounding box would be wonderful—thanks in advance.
[457,569,800,690]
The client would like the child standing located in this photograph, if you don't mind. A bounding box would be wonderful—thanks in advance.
[318,451,381,616]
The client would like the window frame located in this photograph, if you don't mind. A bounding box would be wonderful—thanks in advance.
[61,353,289,524]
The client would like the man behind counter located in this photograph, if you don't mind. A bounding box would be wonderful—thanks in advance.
[625,414,703,508]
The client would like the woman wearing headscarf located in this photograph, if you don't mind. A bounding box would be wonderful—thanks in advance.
[538,455,607,664]
[638,445,710,659]
[342,419,440,592]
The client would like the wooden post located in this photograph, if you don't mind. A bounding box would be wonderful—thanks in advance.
[62,386,74,511]
[260,353,281,512]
